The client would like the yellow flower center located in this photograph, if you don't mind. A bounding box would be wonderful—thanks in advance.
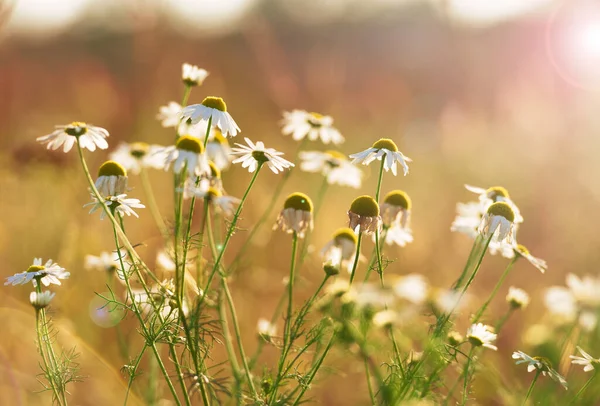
[251,150,269,163]
[486,186,510,201]
[130,142,149,158]
[487,202,515,222]
[350,195,379,217]
[206,187,222,201]
[65,122,88,136]
[212,128,228,145]
[383,190,412,210]
[27,265,45,273]
[98,160,127,177]
[176,135,203,154]
[307,112,325,128]
[515,244,530,256]
[333,227,358,246]
[468,336,483,347]
[284,192,313,213]
[201,96,227,112]
[208,161,221,179]
[371,138,398,152]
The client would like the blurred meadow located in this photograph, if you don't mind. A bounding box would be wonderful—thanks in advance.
[2,0,600,405]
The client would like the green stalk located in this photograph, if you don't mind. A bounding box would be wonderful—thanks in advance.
[569,372,596,404]
[472,256,519,323]
[349,232,364,285]
[522,370,541,406]
[35,309,64,406]
[284,232,299,342]
[495,308,515,333]
[461,347,475,405]
[291,334,336,406]
[124,346,146,406]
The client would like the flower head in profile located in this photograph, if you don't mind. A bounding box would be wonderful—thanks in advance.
[182,63,209,87]
[506,286,530,309]
[466,323,497,351]
[87,194,145,219]
[109,142,167,175]
[514,244,547,274]
[281,110,344,145]
[465,185,523,223]
[321,227,359,275]
[478,202,515,244]
[348,195,381,235]
[30,291,56,310]
[299,150,362,188]
[206,128,232,171]
[185,179,240,217]
[163,135,210,177]
[231,137,294,174]
[378,190,413,247]
[273,192,314,238]
[5,258,70,287]
[570,347,600,372]
[447,331,464,346]
[512,351,568,389]
[181,96,240,137]
[349,138,411,176]
[157,101,183,128]
[37,122,109,153]
[95,160,128,198]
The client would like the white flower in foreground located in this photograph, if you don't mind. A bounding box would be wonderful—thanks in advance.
[184,180,240,217]
[30,291,56,309]
[182,63,209,87]
[273,193,314,238]
[478,202,515,244]
[321,228,359,275]
[95,160,128,198]
[299,150,362,188]
[163,135,210,177]
[348,195,381,235]
[570,347,600,372]
[85,251,125,273]
[181,96,240,137]
[87,194,145,219]
[257,318,277,341]
[392,274,428,305]
[231,137,294,174]
[512,351,568,389]
[466,323,497,351]
[5,258,69,287]
[506,286,530,309]
[157,101,183,128]
[514,244,547,274]
[281,110,344,145]
[349,138,411,176]
[37,122,109,153]
[465,185,523,224]
[109,142,168,175]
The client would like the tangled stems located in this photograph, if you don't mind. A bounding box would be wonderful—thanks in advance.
[349,232,364,285]
[198,163,264,310]
[291,334,336,406]
[523,370,541,406]
[461,347,476,405]
[472,256,519,323]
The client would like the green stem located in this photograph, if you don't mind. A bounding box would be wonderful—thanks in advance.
[522,370,541,406]
[284,232,299,343]
[349,232,364,285]
[472,256,518,323]
[198,164,263,310]
[297,177,329,266]
[202,116,213,149]
[461,347,475,405]
[124,346,146,406]
[35,310,64,406]
[495,308,515,333]
[569,372,596,404]
[364,357,377,406]
[291,334,336,406]
[363,228,387,282]
[453,235,481,290]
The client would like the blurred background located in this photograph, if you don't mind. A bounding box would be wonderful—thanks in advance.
[2,0,600,404]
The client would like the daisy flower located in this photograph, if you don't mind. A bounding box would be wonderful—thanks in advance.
[506,286,530,309]
[163,135,210,177]
[466,323,497,351]
[37,122,109,153]
[321,228,359,275]
[157,101,183,128]
[451,201,483,239]
[206,128,232,171]
[109,142,168,175]
[181,96,240,137]
[512,351,568,389]
[447,331,464,346]
[348,195,381,235]
[299,150,362,188]
[281,110,344,144]
[570,347,600,372]
[84,250,125,273]
[184,179,240,217]
[5,258,70,287]
[87,194,145,219]
[465,184,523,223]
[514,244,547,274]
[478,202,516,244]
[95,160,128,198]
[383,225,414,247]
[257,318,277,341]
[273,192,314,238]
[349,138,411,176]
[380,190,411,228]
[30,291,56,309]
[182,63,209,87]
[231,137,294,174]
[373,309,400,328]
